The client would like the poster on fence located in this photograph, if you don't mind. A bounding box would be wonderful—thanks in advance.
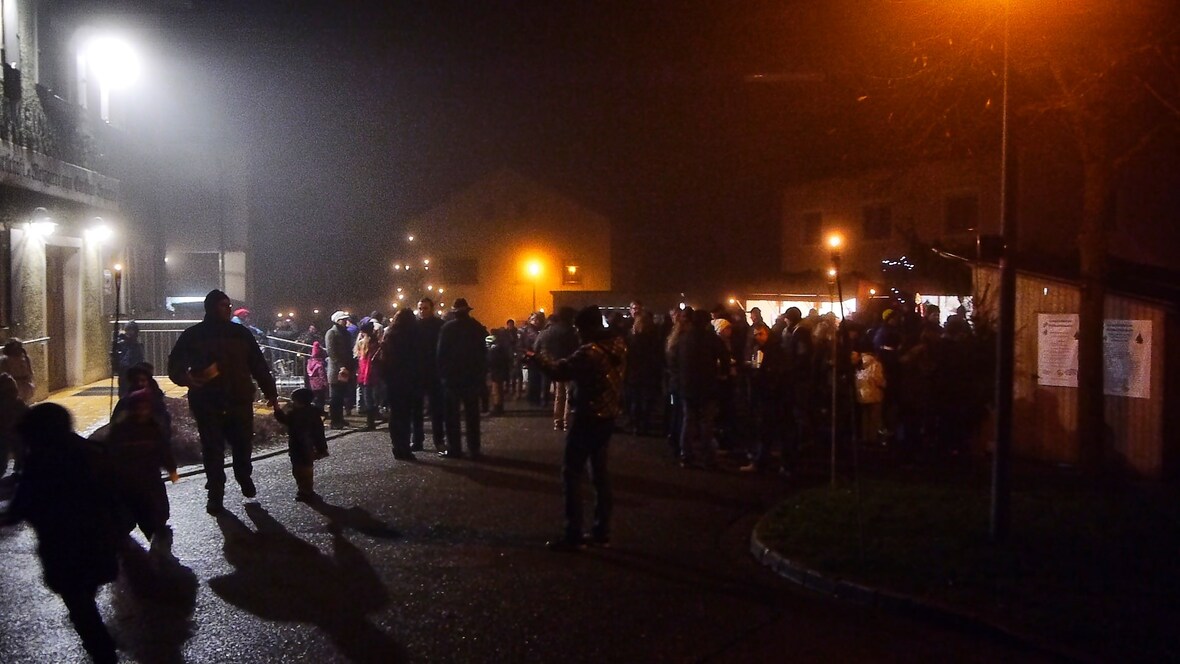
[1103,320,1151,400]
[1037,313,1078,388]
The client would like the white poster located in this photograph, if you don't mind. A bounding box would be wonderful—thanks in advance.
[1037,314,1078,388]
[1103,320,1151,400]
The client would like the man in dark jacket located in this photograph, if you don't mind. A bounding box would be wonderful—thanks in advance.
[670,309,731,468]
[779,306,813,466]
[534,307,579,431]
[168,289,278,514]
[530,305,626,551]
[324,310,354,429]
[436,298,488,458]
[412,297,446,451]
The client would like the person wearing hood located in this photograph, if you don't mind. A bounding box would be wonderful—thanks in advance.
[527,305,627,551]
[167,289,278,515]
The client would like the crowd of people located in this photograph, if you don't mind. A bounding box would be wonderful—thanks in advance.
[0,286,989,662]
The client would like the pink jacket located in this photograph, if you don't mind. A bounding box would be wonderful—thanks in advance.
[306,342,328,392]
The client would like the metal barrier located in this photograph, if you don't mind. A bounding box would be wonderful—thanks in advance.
[123,320,315,389]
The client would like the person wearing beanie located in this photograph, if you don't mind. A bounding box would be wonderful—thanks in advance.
[274,388,329,502]
[104,387,179,557]
[167,289,279,515]
[527,305,627,551]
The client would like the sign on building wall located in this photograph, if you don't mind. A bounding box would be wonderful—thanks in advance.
[0,139,120,209]
[1037,313,1153,399]
[1103,320,1151,400]
[1037,313,1078,388]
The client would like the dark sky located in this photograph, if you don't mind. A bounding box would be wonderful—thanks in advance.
[158,0,833,308]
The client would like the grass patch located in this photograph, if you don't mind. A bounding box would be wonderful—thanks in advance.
[756,464,1180,660]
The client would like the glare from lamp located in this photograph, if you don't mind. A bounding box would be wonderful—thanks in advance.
[86,36,141,90]
[826,233,843,250]
[29,221,57,237]
[86,224,115,243]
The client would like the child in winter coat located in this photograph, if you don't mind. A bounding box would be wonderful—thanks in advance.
[274,387,329,502]
[106,388,179,555]
[854,348,887,445]
[305,341,329,410]
[4,403,120,664]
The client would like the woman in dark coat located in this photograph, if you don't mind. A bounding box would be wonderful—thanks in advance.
[379,308,422,460]
[4,403,119,664]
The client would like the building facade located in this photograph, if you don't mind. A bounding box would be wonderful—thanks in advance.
[1,0,137,399]
[401,169,611,329]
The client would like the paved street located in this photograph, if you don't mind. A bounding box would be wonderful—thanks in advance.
[0,405,1048,663]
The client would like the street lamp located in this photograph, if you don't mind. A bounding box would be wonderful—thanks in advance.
[108,263,124,414]
[824,232,848,489]
[81,35,140,122]
[526,260,542,313]
[992,0,1016,543]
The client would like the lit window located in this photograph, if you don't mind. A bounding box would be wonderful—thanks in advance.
[562,264,582,285]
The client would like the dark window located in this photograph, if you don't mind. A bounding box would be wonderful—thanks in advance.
[945,194,980,233]
[437,257,478,285]
[801,212,822,244]
[863,205,892,241]
[562,264,582,285]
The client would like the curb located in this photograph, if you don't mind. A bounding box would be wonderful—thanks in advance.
[174,421,382,479]
[749,524,1086,662]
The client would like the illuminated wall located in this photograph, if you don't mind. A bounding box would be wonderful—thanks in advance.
[402,170,611,329]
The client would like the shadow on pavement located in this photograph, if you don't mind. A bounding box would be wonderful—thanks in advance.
[462,452,759,510]
[209,504,406,664]
[110,538,199,664]
[306,498,402,540]
[431,459,563,497]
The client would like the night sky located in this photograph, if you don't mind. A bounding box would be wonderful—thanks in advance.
[140,1,1179,311]
[149,0,837,309]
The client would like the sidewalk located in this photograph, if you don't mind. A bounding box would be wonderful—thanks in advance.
[43,377,270,437]
[42,378,188,437]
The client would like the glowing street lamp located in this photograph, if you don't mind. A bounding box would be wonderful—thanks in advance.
[525,260,543,312]
[81,35,140,122]
[820,234,846,488]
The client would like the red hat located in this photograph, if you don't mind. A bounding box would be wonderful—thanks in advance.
[233,308,251,318]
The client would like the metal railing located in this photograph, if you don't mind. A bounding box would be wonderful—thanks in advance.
[124,320,314,383]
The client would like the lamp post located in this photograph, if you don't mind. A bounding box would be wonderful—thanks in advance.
[992,0,1015,543]
[526,260,542,313]
[108,263,123,415]
[824,233,845,487]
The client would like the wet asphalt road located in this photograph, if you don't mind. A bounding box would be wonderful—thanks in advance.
[0,406,1050,663]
